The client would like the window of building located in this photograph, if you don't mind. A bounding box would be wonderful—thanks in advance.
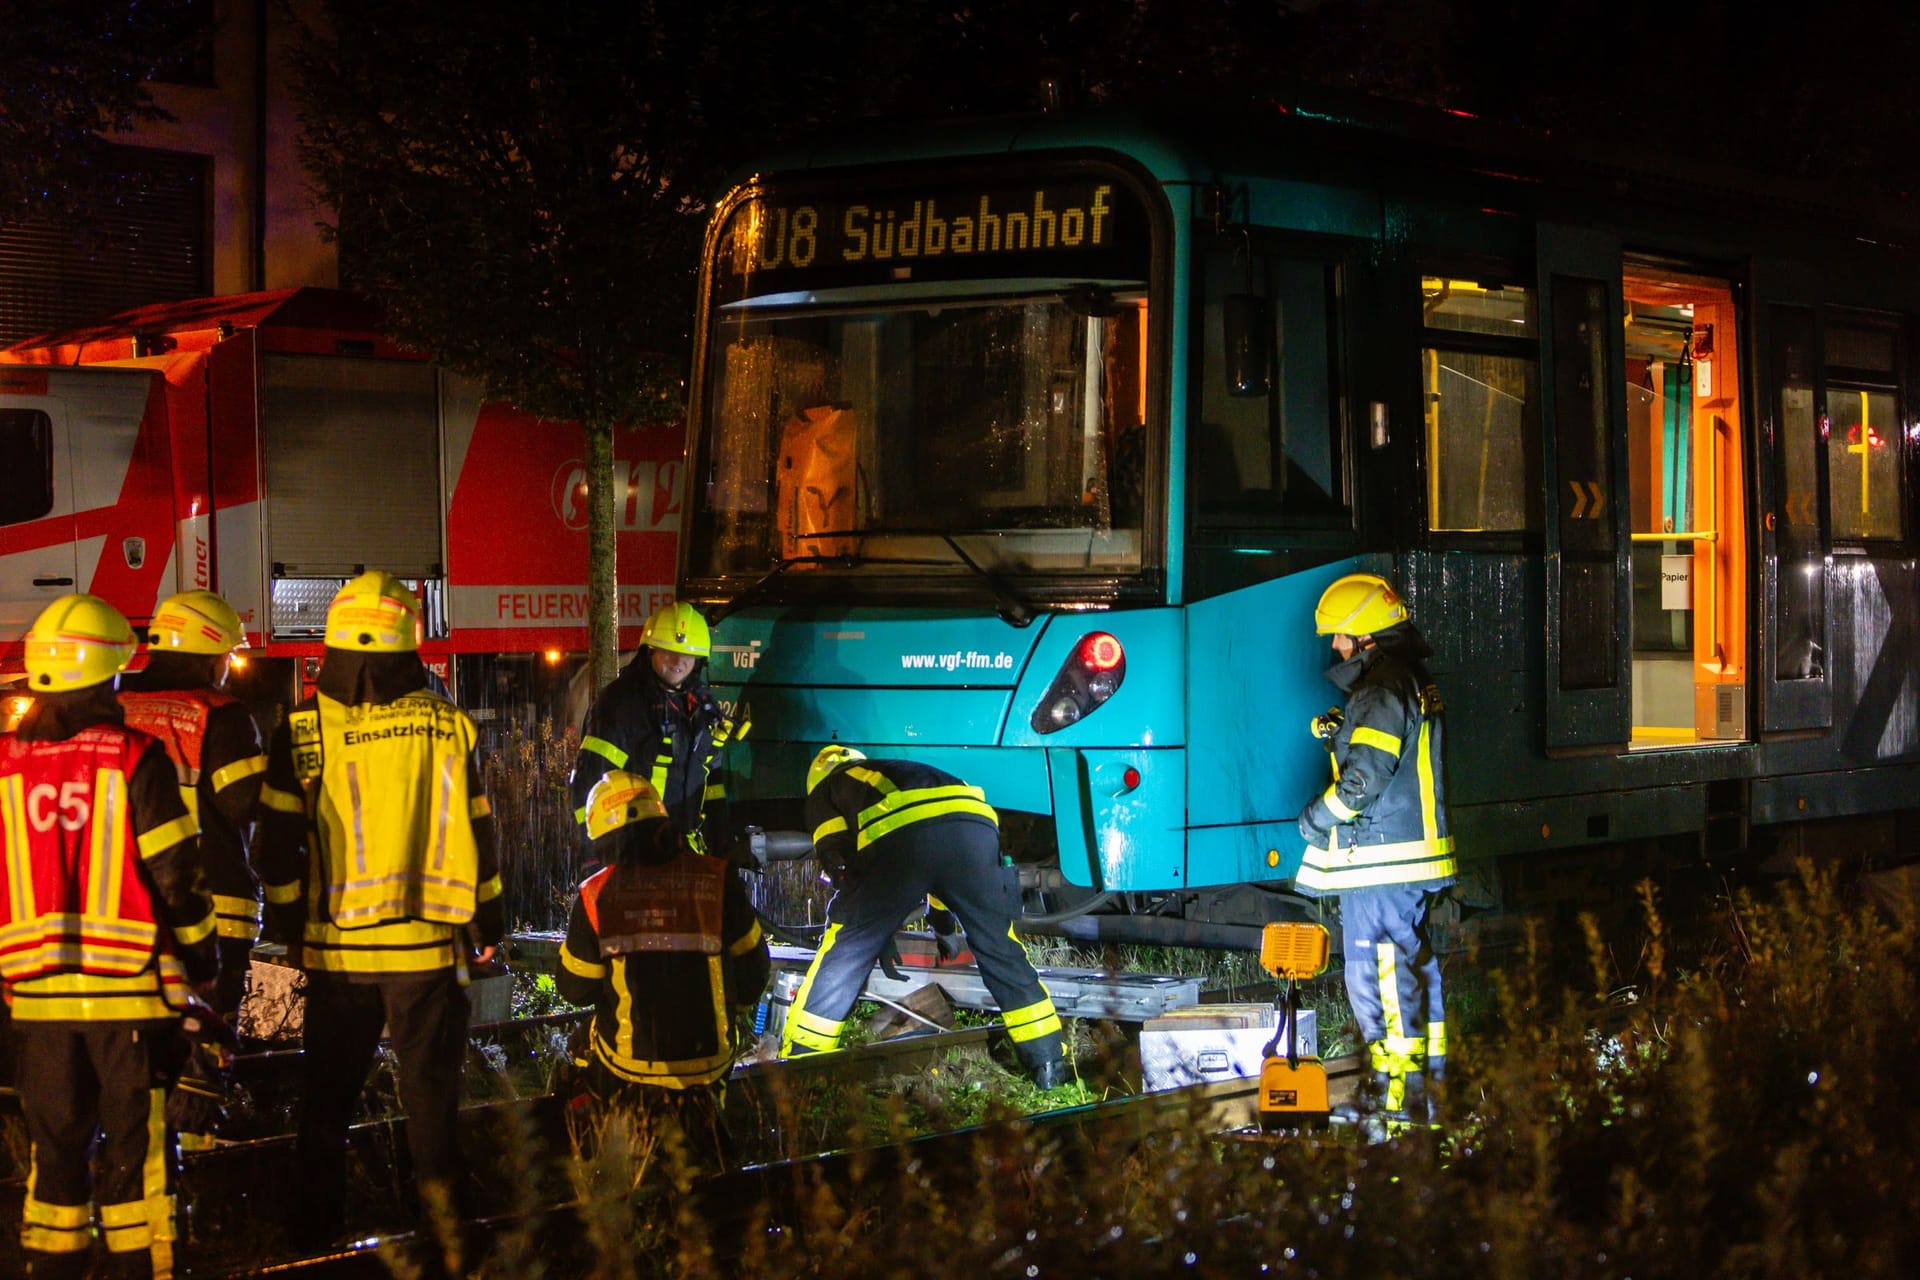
[1194,248,1347,526]
[0,409,55,525]
[1824,319,1904,543]
[1420,274,1540,534]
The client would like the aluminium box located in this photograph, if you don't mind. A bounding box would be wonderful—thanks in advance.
[1139,1003,1318,1093]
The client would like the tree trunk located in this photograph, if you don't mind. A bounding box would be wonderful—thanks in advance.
[585,422,621,695]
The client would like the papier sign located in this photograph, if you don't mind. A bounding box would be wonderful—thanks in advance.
[1661,554,1693,611]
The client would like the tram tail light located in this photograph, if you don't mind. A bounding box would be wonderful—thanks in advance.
[1030,632,1126,734]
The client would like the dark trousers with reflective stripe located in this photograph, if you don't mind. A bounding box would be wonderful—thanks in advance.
[16,1020,183,1279]
[577,1062,732,1178]
[294,970,469,1242]
[1339,883,1444,1081]
[789,818,1063,1074]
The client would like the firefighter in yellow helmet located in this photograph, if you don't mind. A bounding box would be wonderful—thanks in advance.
[783,746,1068,1089]
[1295,572,1453,1136]
[569,600,740,858]
[117,592,263,1036]
[2,595,218,1280]
[252,572,503,1253]
[554,772,768,1175]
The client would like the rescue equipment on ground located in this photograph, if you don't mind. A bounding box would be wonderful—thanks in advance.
[1257,920,1332,1130]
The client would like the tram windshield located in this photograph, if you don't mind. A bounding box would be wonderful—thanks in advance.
[686,170,1157,598]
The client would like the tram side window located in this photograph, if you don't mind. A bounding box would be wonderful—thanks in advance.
[0,409,55,525]
[1824,320,1905,543]
[1420,275,1541,534]
[1194,248,1347,526]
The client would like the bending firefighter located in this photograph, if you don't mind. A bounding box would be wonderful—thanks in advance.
[556,772,769,1175]
[117,590,264,1147]
[1,595,218,1280]
[1294,572,1453,1133]
[254,572,503,1253]
[782,747,1068,1089]
[570,602,740,856]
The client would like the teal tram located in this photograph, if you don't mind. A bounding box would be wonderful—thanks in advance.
[677,102,1920,945]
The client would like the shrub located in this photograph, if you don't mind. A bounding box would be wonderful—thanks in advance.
[460,860,1920,1278]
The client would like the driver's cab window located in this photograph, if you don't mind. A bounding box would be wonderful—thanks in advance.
[1194,247,1348,527]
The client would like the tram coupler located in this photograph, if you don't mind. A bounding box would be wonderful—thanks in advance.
[1256,921,1331,1131]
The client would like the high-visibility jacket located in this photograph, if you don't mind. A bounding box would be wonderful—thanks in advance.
[804,757,998,884]
[571,663,734,851]
[120,684,267,942]
[776,404,861,560]
[554,837,768,1088]
[0,720,215,1021]
[1295,625,1455,896]
[271,687,501,975]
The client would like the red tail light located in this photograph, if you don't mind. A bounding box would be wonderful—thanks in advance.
[1032,632,1127,734]
[1081,632,1123,671]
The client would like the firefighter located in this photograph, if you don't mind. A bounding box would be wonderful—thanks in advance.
[117,591,264,1146]
[1294,572,1454,1134]
[554,771,768,1174]
[569,601,739,856]
[781,747,1068,1088]
[2,594,218,1280]
[253,572,503,1252]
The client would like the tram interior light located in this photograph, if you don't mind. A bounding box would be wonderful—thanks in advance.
[1030,632,1127,734]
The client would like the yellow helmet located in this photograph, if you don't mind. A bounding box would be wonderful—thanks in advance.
[640,601,710,658]
[324,572,421,653]
[1314,573,1409,637]
[148,590,246,655]
[584,771,670,842]
[807,743,865,795]
[23,594,137,691]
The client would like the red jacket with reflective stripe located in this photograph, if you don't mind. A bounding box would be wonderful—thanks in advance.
[0,725,172,981]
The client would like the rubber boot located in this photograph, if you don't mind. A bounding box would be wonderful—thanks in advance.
[1333,1068,1393,1125]
[1402,1070,1439,1130]
[1027,1054,1070,1090]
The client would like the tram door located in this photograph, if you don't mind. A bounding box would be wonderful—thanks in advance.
[1621,265,1749,748]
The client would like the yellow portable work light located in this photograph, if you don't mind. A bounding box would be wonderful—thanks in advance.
[1257,920,1332,1130]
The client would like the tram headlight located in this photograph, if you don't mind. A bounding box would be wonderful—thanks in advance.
[1030,632,1126,734]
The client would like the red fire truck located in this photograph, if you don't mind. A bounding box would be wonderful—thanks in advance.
[0,288,680,709]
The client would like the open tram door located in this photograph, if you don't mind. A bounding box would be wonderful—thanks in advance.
[1621,263,1749,748]
[1537,231,1751,752]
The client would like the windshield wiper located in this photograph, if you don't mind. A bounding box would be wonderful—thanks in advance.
[721,527,1034,628]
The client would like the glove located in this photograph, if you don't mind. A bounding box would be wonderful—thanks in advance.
[168,1005,237,1144]
[1309,707,1345,742]
[935,931,968,963]
[1297,795,1337,848]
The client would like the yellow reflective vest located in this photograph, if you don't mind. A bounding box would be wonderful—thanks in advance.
[288,691,488,973]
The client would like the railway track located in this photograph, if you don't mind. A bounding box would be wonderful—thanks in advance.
[0,1005,1365,1277]
[197,1051,1370,1278]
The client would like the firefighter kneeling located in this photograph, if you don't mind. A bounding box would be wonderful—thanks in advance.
[555,771,769,1176]
[782,746,1069,1089]
[2,595,220,1280]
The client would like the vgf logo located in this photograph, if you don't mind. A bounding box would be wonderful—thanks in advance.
[551,459,683,533]
[27,781,94,832]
